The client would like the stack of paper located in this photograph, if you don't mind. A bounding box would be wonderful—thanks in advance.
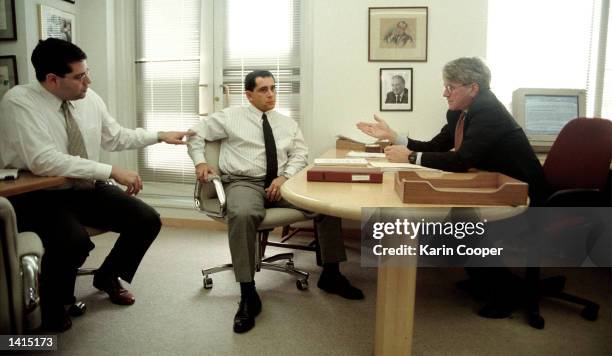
[368,161,441,172]
[346,151,386,159]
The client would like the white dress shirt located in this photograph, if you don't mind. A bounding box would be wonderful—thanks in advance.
[187,104,308,179]
[0,81,158,180]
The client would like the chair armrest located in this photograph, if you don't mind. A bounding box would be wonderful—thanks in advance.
[194,175,226,218]
[16,232,44,258]
[546,188,607,207]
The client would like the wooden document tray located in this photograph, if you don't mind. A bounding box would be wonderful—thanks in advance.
[394,171,528,206]
[336,138,386,152]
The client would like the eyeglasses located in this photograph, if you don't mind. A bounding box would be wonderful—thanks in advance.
[64,69,90,82]
[443,83,471,93]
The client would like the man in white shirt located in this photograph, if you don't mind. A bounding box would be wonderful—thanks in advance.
[188,70,363,334]
[0,38,192,332]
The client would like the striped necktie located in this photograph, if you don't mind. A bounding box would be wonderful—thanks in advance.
[62,101,93,189]
[454,112,466,151]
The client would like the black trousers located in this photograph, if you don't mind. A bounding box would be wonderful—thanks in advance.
[8,183,161,311]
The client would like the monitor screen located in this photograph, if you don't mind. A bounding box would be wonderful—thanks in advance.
[524,95,579,135]
[512,88,586,147]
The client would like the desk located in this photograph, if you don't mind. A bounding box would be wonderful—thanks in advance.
[281,149,526,356]
[0,172,68,197]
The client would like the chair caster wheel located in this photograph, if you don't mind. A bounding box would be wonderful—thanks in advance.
[581,304,599,321]
[296,279,308,291]
[528,312,545,329]
[203,276,213,289]
[67,301,87,317]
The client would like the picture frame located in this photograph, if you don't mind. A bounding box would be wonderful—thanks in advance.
[380,68,413,112]
[0,0,17,41]
[0,55,18,100]
[38,5,75,43]
[369,7,428,62]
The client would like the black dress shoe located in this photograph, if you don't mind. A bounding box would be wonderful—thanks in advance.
[233,292,262,334]
[42,308,72,332]
[478,300,516,319]
[67,301,87,317]
[317,273,364,300]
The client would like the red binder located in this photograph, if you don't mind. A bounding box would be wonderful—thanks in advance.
[307,167,383,183]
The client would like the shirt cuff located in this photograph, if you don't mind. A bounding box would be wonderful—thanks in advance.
[94,163,113,180]
[416,152,423,166]
[395,135,409,146]
[145,131,159,145]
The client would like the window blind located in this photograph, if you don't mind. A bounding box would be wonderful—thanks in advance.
[487,0,603,115]
[136,0,200,183]
[222,0,301,122]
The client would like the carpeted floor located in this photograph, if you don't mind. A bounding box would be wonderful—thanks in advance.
[34,226,611,356]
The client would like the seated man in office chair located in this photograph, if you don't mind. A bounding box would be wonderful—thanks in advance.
[357,57,551,318]
[188,70,364,334]
[0,38,193,332]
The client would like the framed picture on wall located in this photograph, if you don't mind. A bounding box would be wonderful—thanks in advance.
[0,0,17,40]
[0,55,18,100]
[38,5,76,43]
[369,7,428,62]
[380,68,413,112]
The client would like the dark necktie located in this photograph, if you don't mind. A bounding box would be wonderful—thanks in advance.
[262,113,277,187]
[395,94,399,103]
[454,112,466,151]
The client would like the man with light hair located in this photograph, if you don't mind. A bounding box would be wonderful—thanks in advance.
[385,75,409,104]
[358,57,550,319]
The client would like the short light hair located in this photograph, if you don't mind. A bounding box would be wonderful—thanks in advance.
[443,57,491,90]
[391,75,405,85]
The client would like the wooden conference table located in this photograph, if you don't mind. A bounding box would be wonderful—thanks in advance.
[0,172,68,197]
[281,149,527,356]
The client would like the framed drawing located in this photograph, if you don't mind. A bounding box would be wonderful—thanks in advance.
[0,0,17,40]
[38,5,75,43]
[369,7,428,62]
[380,68,413,112]
[0,55,18,99]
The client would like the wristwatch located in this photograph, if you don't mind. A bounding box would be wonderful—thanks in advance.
[408,151,417,164]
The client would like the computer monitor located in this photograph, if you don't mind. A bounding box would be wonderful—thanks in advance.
[512,88,586,150]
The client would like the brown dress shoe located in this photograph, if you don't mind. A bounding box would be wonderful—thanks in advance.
[93,274,136,305]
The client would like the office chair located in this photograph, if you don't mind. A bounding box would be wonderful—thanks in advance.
[0,197,44,333]
[194,140,311,290]
[526,117,612,329]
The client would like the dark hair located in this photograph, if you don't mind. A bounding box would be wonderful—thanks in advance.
[31,38,87,82]
[244,70,275,91]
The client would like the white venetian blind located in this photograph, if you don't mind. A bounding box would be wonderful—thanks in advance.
[221,0,301,122]
[602,4,612,118]
[487,0,601,114]
[136,0,200,183]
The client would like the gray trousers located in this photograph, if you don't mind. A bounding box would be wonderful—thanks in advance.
[224,177,347,282]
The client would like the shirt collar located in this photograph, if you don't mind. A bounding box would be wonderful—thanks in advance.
[247,103,274,118]
[33,80,71,112]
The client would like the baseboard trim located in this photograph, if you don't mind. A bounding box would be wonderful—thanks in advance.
[161,217,227,230]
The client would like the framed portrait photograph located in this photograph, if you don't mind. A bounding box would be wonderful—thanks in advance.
[0,0,17,40]
[0,55,18,100]
[369,7,428,62]
[380,68,413,112]
[38,5,75,43]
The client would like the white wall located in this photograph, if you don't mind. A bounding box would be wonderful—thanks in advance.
[0,0,77,84]
[303,0,488,159]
